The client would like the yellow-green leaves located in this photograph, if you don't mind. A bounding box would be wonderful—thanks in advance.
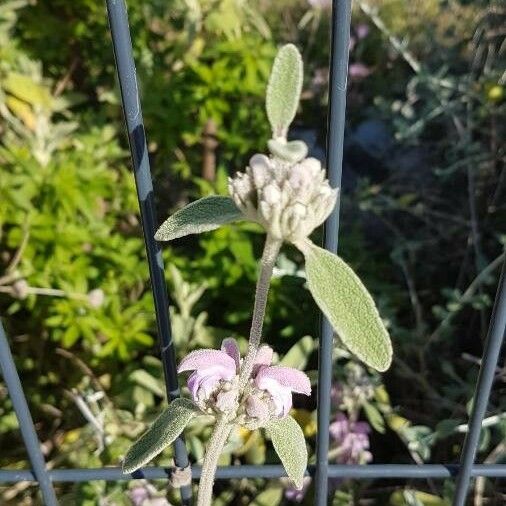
[266,44,303,139]
[300,241,393,372]
[122,398,198,473]
[155,196,242,242]
[266,415,307,489]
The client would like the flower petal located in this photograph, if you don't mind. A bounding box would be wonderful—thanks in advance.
[257,378,293,417]
[221,338,240,369]
[256,366,311,395]
[178,349,236,374]
[254,345,274,366]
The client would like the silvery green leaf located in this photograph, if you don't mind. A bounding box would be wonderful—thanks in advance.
[266,415,307,489]
[122,398,198,473]
[266,44,303,138]
[267,139,308,163]
[300,241,393,372]
[155,196,242,241]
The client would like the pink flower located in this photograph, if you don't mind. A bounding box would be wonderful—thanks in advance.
[355,23,370,40]
[178,338,239,407]
[348,63,372,79]
[178,339,311,421]
[329,413,372,464]
[255,365,311,417]
[308,0,331,8]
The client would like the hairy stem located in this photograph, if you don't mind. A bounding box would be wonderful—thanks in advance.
[196,417,233,506]
[239,235,281,388]
[196,236,281,505]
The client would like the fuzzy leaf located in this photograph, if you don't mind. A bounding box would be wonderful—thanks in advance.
[266,415,307,489]
[155,196,242,241]
[122,398,198,473]
[300,241,393,372]
[267,139,308,163]
[266,44,303,138]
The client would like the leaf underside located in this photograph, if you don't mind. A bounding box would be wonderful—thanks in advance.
[266,44,303,139]
[122,398,198,473]
[302,242,393,372]
[155,196,243,241]
[266,415,307,489]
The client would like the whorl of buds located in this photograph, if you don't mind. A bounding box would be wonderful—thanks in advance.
[229,154,338,242]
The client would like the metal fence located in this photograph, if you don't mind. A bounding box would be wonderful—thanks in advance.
[0,1,505,505]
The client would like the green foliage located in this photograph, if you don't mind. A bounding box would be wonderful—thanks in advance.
[155,196,242,242]
[301,241,392,371]
[266,415,307,489]
[266,43,303,139]
[122,398,199,473]
[0,0,504,504]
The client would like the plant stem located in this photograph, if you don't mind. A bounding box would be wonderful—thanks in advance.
[239,235,281,388]
[196,417,233,506]
[196,236,281,505]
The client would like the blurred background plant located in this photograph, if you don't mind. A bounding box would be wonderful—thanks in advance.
[0,0,505,504]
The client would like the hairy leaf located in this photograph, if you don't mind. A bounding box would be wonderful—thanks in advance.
[266,44,303,139]
[300,241,393,372]
[266,415,307,489]
[122,398,198,473]
[267,139,308,163]
[155,196,242,241]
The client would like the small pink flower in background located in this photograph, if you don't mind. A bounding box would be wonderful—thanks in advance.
[284,476,312,502]
[330,413,372,464]
[308,0,331,9]
[355,23,370,40]
[178,338,311,423]
[348,63,372,80]
[128,482,171,506]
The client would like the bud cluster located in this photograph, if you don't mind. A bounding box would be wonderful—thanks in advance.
[229,154,338,242]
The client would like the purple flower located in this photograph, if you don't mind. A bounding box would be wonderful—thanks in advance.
[178,338,311,421]
[329,413,372,464]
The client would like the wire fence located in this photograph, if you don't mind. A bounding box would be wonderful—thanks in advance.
[0,1,505,505]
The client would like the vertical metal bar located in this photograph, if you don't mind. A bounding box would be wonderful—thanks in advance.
[0,321,58,506]
[105,1,192,503]
[314,1,352,504]
[452,257,506,506]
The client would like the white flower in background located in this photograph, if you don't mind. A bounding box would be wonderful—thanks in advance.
[229,154,338,242]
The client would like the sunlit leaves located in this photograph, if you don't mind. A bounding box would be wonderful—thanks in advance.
[300,241,393,372]
[266,44,303,139]
[123,398,199,473]
[155,196,243,242]
[266,415,307,489]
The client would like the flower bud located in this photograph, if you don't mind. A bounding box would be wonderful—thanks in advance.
[229,154,338,242]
